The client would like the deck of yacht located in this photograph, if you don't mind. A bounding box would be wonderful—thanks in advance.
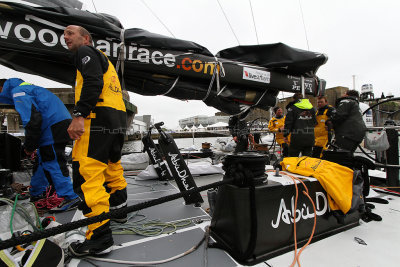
[34,170,399,267]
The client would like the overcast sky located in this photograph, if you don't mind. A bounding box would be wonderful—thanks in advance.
[2,0,400,128]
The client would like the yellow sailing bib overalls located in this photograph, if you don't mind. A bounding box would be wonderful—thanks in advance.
[314,107,330,148]
[72,50,127,240]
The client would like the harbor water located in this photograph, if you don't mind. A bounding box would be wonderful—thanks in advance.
[122,136,233,153]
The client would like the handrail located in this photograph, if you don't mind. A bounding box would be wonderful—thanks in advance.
[362,97,400,115]
[375,163,400,169]
[365,126,400,130]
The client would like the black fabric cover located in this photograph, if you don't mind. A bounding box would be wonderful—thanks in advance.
[0,1,327,114]
[21,0,83,9]
[217,43,328,77]
[124,28,213,56]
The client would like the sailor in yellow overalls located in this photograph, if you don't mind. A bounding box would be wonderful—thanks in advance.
[268,107,289,157]
[64,25,127,257]
[312,96,335,158]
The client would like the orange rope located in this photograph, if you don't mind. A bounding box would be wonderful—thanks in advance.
[288,173,299,267]
[296,190,317,265]
[273,171,317,267]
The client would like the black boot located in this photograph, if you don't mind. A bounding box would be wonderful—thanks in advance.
[68,222,113,257]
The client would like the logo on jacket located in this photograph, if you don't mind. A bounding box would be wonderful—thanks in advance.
[13,92,26,98]
[299,111,312,120]
[108,76,122,93]
[82,56,91,65]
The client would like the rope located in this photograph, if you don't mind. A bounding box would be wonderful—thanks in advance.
[248,0,259,44]
[87,233,206,265]
[0,179,231,250]
[10,194,19,236]
[298,0,310,50]
[160,76,180,96]
[202,60,219,101]
[216,0,240,45]
[253,89,268,107]
[0,198,41,234]
[281,172,317,267]
[33,186,64,210]
[140,0,176,38]
[216,84,227,96]
[110,212,191,236]
[115,28,127,91]
[115,28,125,74]
[266,170,317,267]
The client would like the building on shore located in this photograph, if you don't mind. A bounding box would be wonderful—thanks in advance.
[179,114,230,128]
[134,115,152,128]
[127,119,147,135]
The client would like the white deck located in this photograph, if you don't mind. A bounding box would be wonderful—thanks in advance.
[62,171,400,267]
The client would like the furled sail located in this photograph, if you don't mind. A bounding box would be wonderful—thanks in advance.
[0,1,327,115]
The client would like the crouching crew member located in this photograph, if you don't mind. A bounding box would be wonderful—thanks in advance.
[268,107,289,157]
[312,96,335,158]
[0,78,80,210]
[64,25,128,257]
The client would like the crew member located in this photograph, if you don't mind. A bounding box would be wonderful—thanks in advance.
[0,78,79,210]
[331,90,366,153]
[64,25,127,257]
[312,96,335,158]
[268,107,289,157]
[284,92,317,157]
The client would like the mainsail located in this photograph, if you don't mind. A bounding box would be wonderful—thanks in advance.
[0,1,327,115]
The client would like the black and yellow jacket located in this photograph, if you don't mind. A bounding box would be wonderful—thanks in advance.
[284,99,317,147]
[268,115,287,145]
[314,105,335,147]
[73,45,126,131]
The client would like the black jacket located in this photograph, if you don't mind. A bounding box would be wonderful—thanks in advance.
[73,46,109,117]
[284,99,317,147]
[331,96,366,143]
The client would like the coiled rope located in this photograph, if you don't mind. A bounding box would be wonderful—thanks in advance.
[110,212,192,236]
[0,179,231,250]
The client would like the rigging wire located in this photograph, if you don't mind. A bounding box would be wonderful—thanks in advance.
[248,0,259,45]
[298,0,310,50]
[140,0,176,38]
[216,0,241,45]
[91,0,98,13]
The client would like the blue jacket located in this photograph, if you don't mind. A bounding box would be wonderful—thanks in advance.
[0,78,71,150]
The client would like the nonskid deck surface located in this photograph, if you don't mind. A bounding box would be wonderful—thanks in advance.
[63,174,237,267]
[264,191,400,267]
[47,170,400,267]
[12,167,399,267]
